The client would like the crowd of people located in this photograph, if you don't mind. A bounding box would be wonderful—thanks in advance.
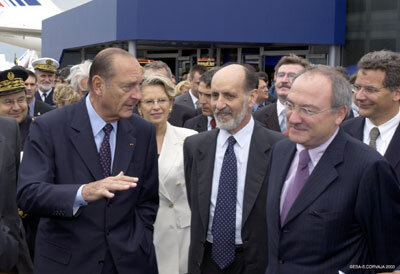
[0,47,399,274]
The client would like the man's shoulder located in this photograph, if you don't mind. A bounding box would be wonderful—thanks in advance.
[184,114,204,125]
[341,116,364,129]
[174,92,190,102]
[253,102,276,118]
[0,116,17,128]
[253,122,286,143]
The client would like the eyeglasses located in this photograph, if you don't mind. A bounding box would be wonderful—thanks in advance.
[276,72,297,80]
[352,83,385,95]
[285,101,334,117]
[140,98,169,107]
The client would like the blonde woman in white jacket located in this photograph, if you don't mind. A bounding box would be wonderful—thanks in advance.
[138,74,197,274]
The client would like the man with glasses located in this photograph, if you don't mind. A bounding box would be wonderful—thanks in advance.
[266,65,400,274]
[252,71,276,112]
[342,50,400,179]
[254,54,310,133]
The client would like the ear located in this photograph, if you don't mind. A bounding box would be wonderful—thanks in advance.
[392,88,400,102]
[335,105,348,126]
[248,89,257,108]
[91,75,105,96]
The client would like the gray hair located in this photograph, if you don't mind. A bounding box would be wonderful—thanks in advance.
[294,65,352,115]
[67,60,92,92]
[358,50,400,91]
[141,73,176,99]
[143,61,173,80]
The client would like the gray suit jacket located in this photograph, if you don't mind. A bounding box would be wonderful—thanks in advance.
[0,116,33,273]
[174,91,196,109]
[184,122,285,274]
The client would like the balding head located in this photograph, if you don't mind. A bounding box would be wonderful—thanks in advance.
[210,64,257,134]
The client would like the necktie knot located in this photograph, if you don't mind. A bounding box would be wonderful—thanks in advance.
[298,149,310,168]
[103,124,113,135]
[227,136,236,147]
[369,127,380,150]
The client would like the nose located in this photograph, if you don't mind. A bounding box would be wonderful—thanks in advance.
[287,108,302,124]
[354,90,366,101]
[131,86,141,101]
[11,101,22,111]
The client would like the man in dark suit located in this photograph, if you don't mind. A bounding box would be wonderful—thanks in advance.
[0,116,33,273]
[24,69,54,117]
[184,68,219,132]
[253,55,310,133]
[266,65,400,274]
[32,57,59,106]
[142,60,198,126]
[175,64,208,109]
[342,50,400,179]
[184,64,284,274]
[17,48,159,274]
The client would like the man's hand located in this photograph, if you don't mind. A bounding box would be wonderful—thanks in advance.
[82,171,138,202]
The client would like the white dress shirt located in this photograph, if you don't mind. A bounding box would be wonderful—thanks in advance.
[363,107,400,156]
[207,117,254,245]
[277,99,286,129]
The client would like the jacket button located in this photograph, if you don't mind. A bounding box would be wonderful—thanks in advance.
[169,203,174,208]
[279,258,285,264]
[98,259,104,264]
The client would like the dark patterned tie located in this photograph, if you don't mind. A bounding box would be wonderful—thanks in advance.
[212,136,237,270]
[42,93,47,102]
[280,149,310,226]
[369,127,380,150]
[99,124,113,178]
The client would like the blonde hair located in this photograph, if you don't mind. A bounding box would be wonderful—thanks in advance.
[175,80,190,96]
[141,73,176,99]
[53,85,81,107]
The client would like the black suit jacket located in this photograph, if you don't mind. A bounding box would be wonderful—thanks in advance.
[17,98,159,274]
[34,99,54,116]
[0,117,33,273]
[34,88,55,106]
[183,114,208,132]
[266,129,400,274]
[253,103,281,132]
[184,122,285,274]
[168,103,198,127]
[19,116,32,151]
[175,91,196,109]
[341,116,400,179]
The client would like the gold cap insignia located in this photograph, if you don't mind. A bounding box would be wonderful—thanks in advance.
[46,59,53,65]
[7,72,14,80]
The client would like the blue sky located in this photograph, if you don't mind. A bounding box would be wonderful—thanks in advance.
[0,42,27,63]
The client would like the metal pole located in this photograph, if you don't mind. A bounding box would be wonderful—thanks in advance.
[128,41,137,57]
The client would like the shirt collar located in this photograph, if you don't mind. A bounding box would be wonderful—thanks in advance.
[188,89,198,105]
[296,127,339,168]
[277,99,285,116]
[85,95,117,136]
[219,116,255,148]
[365,107,400,143]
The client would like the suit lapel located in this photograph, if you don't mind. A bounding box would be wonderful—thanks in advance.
[265,104,280,131]
[0,133,4,175]
[352,117,365,140]
[269,141,296,233]
[282,130,346,226]
[197,130,218,229]
[199,115,208,132]
[158,123,179,200]
[69,99,104,181]
[384,123,400,170]
[242,124,271,225]
[112,118,136,176]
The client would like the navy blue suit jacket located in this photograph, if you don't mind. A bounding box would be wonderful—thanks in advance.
[17,98,159,274]
[342,116,400,179]
[34,88,55,106]
[266,129,400,274]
